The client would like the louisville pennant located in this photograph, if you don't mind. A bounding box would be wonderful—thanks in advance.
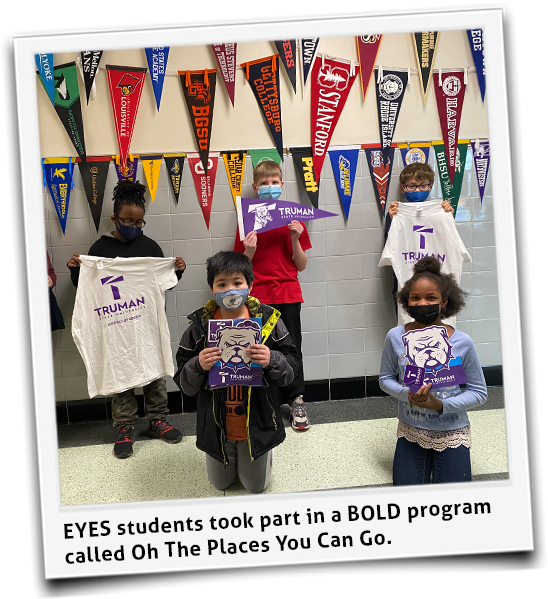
[467,29,486,102]
[290,147,320,208]
[275,40,297,93]
[356,35,382,99]
[212,43,237,107]
[363,143,397,215]
[43,157,74,234]
[145,47,169,111]
[106,65,147,174]
[187,152,219,229]
[311,54,359,178]
[300,38,320,97]
[80,51,103,104]
[248,148,282,168]
[241,55,283,161]
[328,146,359,220]
[114,155,139,182]
[223,151,247,209]
[399,142,431,165]
[472,139,490,203]
[412,32,439,103]
[35,53,55,104]
[38,61,87,164]
[179,69,217,175]
[433,139,469,216]
[434,69,466,184]
[237,196,336,240]
[164,154,185,204]
[141,154,163,201]
[77,156,110,232]
[375,67,408,163]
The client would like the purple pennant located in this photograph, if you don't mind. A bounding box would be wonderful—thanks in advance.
[472,140,490,203]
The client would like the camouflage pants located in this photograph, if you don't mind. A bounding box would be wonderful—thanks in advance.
[112,378,169,428]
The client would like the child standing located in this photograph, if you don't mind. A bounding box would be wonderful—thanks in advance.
[67,179,187,458]
[175,251,298,493]
[234,159,312,431]
[379,256,488,485]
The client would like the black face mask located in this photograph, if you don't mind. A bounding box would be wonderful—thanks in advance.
[408,304,441,326]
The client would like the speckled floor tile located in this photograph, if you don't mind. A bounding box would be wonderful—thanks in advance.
[468,409,508,474]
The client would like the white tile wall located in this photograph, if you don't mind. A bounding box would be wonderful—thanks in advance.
[47,148,500,402]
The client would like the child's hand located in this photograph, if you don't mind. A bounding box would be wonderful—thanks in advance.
[47,276,54,288]
[441,201,454,214]
[198,347,222,371]
[247,344,270,367]
[67,252,81,268]
[243,231,257,258]
[174,256,186,271]
[408,383,443,411]
[288,220,303,241]
[388,201,399,218]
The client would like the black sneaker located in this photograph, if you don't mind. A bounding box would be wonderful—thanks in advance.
[289,396,310,431]
[113,426,136,458]
[148,419,183,443]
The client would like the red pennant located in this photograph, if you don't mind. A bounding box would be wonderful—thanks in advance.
[434,70,466,184]
[212,43,237,106]
[356,35,382,99]
[105,65,147,174]
[187,152,219,229]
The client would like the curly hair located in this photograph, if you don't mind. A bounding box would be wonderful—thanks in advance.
[397,256,467,318]
[112,179,146,216]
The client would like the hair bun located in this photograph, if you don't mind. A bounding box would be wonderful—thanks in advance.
[413,256,441,276]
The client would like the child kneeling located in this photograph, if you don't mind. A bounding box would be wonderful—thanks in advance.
[175,251,298,493]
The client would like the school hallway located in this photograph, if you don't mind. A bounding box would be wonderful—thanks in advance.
[56,387,507,505]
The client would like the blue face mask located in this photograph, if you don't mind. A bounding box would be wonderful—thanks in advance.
[214,288,249,311]
[117,218,143,241]
[257,185,282,200]
[404,190,430,203]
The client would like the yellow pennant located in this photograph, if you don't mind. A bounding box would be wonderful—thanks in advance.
[141,155,163,201]
[223,151,247,209]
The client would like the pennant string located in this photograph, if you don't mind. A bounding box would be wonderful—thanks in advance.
[322,53,325,69]
[464,67,468,85]
[407,68,411,87]
[438,69,442,86]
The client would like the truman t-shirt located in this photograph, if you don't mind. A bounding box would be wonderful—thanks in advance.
[72,256,178,398]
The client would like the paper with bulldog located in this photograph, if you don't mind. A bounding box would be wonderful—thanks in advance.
[402,325,468,392]
[208,318,263,387]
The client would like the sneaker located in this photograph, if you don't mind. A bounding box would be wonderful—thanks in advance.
[289,396,310,431]
[113,426,136,459]
[148,419,183,443]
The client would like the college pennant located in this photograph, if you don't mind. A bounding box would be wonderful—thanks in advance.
[187,152,219,229]
[363,143,396,216]
[433,140,469,216]
[275,40,297,93]
[300,38,320,97]
[164,154,185,204]
[327,146,359,220]
[248,148,282,168]
[472,139,490,203]
[399,142,431,165]
[76,156,110,232]
[212,43,237,107]
[434,69,466,184]
[179,69,218,175]
[43,157,74,234]
[356,35,382,99]
[241,55,284,162]
[141,154,163,201]
[222,151,247,209]
[412,32,439,103]
[375,67,408,163]
[145,47,169,111]
[80,51,103,104]
[38,61,88,164]
[236,196,336,240]
[311,54,359,178]
[113,155,139,182]
[467,29,486,101]
[290,147,320,208]
[106,65,147,174]
[35,53,55,104]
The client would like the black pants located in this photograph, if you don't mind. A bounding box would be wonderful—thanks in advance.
[269,302,305,404]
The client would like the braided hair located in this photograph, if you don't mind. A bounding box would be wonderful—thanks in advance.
[397,256,468,318]
[112,179,146,216]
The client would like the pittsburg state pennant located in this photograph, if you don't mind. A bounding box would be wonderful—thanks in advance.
[433,140,469,217]
[467,29,486,102]
[145,47,169,111]
[472,139,490,203]
[356,35,382,100]
[164,154,185,204]
[106,65,147,174]
[328,147,359,221]
[363,143,397,216]
[187,152,220,229]
[80,51,103,104]
[212,43,237,107]
[412,32,439,104]
[223,151,247,209]
[43,157,74,234]
[275,40,297,93]
[375,67,408,163]
[290,147,320,208]
[77,156,110,232]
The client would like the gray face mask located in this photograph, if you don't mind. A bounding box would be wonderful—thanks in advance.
[214,288,249,311]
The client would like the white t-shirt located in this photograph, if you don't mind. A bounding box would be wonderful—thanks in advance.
[72,256,178,398]
[379,200,471,326]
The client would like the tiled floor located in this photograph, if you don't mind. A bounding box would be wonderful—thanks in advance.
[57,388,508,506]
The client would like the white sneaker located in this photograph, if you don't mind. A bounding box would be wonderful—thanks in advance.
[289,396,310,431]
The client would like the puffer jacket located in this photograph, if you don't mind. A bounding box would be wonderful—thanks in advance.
[174,296,298,464]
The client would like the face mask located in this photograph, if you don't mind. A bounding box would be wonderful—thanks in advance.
[408,303,441,326]
[117,218,143,241]
[214,288,249,311]
[257,185,282,200]
[404,190,430,202]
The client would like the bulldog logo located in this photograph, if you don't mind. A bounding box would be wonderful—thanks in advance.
[248,202,276,231]
[215,321,261,372]
[402,325,453,373]
[318,64,350,90]
[117,74,141,96]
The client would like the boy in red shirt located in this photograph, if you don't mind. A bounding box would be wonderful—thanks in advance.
[234,160,312,431]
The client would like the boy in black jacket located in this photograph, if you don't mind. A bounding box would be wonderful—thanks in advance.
[175,251,298,493]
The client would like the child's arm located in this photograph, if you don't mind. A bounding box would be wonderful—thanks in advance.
[242,231,257,261]
[175,324,220,396]
[378,333,409,402]
[288,221,307,271]
[67,252,82,287]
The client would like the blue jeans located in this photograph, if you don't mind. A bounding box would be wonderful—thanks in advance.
[393,436,472,485]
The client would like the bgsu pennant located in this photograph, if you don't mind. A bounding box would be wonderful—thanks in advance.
[434,70,466,184]
[375,67,408,163]
[412,32,439,104]
[275,40,297,93]
[290,147,320,208]
[328,147,359,220]
[223,151,247,209]
[141,154,163,201]
[164,154,185,204]
[44,158,74,234]
[212,43,237,107]
[311,55,359,178]
[80,51,103,104]
[356,35,382,99]
[77,156,110,232]
[114,155,139,182]
[187,152,219,229]
[472,139,490,203]
[363,143,396,215]
[179,69,217,175]
[106,65,147,174]
[433,140,469,216]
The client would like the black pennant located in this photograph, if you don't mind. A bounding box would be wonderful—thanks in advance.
[80,51,103,104]
[78,157,110,232]
[290,146,320,208]
[275,40,297,93]
[375,68,408,163]
[164,155,185,204]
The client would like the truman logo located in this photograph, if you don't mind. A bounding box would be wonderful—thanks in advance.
[94,275,145,319]
[413,225,434,250]
[248,202,276,230]
[101,275,124,300]
[402,226,445,264]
